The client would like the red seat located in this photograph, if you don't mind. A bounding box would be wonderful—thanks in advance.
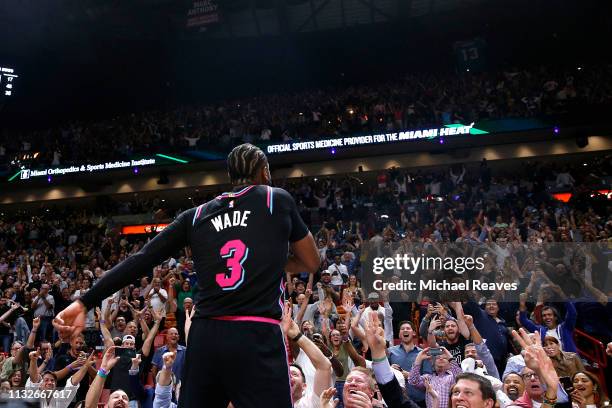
[154,331,167,350]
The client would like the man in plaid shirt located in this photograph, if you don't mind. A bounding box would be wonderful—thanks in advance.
[408,346,463,408]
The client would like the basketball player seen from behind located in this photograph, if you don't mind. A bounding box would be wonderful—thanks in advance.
[54,143,321,407]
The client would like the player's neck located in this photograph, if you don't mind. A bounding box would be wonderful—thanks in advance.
[232,183,255,191]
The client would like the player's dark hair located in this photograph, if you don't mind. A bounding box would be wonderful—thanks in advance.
[226,143,268,185]
[290,363,306,383]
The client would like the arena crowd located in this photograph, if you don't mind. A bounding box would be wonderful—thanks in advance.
[0,147,610,407]
[1,64,611,170]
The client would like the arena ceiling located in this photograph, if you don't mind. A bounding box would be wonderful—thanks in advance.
[0,0,487,46]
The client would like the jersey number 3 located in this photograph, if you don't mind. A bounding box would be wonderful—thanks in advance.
[217,239,249,290]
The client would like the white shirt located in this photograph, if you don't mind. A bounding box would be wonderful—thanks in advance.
[294,349,335,395]
[25,376,79,408]
[328,263,348,286]
[365,359,405,387]
[33,295,55,318]
[184,136,200,147]
[294,389,321,408]
[150,288,168,316]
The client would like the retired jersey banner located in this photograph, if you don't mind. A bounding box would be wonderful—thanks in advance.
[186,0,220,29]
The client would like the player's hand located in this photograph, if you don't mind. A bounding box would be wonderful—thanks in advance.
[54,300,87,340]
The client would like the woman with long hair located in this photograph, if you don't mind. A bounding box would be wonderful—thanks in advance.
[344,275,365,306]
[571,371,609,408]
[327,318,365,408]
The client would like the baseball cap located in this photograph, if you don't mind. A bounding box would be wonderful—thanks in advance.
[367,292,380,301]
[122,335,136,343]
[321,270,331,276]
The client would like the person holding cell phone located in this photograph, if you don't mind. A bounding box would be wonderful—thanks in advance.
[408,346,463,408]
[99,306,163,407]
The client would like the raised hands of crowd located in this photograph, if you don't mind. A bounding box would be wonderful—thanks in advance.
[320,387,339,408]
[511,328,559,397]
[351,304,367,344]
[280,300,300,340]
[184,306,196,344]
[342,290,355,314]
[130,353,142,372]
[152,308,164,325]
[424,377,439,407]
[318,297,333,319]
[100,346,121,371]
[28,316,39,334]
[364,312,387,361]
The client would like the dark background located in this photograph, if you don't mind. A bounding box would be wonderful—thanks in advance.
[0,0,610,128]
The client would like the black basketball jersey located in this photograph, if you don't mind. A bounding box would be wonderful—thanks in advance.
[81,185,309,320]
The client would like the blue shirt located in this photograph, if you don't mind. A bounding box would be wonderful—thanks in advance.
[152,345,187,382]
[388,344,432,402]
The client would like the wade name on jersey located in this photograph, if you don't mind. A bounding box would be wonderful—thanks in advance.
[211,210,251,232]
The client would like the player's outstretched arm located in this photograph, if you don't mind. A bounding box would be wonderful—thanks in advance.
[55,209,193,339]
